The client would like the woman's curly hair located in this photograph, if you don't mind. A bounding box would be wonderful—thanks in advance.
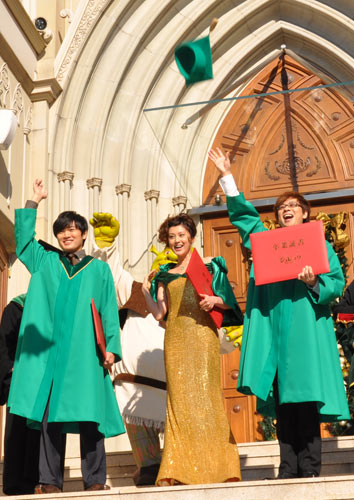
[158,213,197,245]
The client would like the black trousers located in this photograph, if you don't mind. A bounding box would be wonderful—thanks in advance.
[274,379,321,478]
[3,407,40,495]
[39,401,106,490]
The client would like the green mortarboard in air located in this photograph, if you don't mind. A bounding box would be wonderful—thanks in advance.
[174,35,213,85]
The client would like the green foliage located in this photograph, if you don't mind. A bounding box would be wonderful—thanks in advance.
[258,415,276,441]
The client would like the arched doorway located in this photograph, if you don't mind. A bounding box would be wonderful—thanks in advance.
[202,55,354,442]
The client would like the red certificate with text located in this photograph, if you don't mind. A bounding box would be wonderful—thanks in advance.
[250,220,329,286]
[186,249,224,329]
[91,298,107,359]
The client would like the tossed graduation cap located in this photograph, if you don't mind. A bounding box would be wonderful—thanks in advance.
[174,35,213,85]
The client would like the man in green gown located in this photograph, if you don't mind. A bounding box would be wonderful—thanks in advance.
[8,179,125,493]
[209,148,350,479]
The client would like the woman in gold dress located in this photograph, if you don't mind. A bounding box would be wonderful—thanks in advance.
[142,214,243,485]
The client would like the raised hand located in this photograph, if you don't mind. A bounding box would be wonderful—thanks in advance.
[32,179,48,204]
[208,147,231,176]
[89,212,120,248]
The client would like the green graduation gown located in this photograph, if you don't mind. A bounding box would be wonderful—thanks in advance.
[227,193,350,422]
[8,208,125,438]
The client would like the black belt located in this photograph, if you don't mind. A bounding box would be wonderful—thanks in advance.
[114,373,166,391]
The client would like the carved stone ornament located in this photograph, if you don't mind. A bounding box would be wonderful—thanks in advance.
[86,177,103,189]
[23,107,33,136]
[60,9,74,23]
[115,184,132,196]
[144,189,160,201]
[57,0,112,84]
[10,83,24,120]
[172,196,187,208]
[57,171,74,183]
[0,63,10,108]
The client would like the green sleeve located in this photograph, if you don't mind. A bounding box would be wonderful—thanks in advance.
[100,264,121,361]
[307,241,345,306]
[149,264,176,302]
[210,256,243,327]
[15,208,48,274]
[226,193,267,250]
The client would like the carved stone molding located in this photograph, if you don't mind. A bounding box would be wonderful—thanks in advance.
[30,78,62,105]
[56,0,113,84]
[10,83,24,120]
[115,184,132,196]
[57,171,74,184]
[0,63,10,108]
[86,177,103,189]
[60,9,74,23]
[144,189,160,201]
[23,106,32,136]
[172,196,187,210]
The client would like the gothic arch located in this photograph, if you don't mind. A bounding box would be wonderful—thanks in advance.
[50,0,354,274]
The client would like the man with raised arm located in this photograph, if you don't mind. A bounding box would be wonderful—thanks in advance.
[208,148,349,479]
[8,180,125,494]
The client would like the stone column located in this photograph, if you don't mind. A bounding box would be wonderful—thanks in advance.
[144,189,160,269]
[57,171,74,211]
[7,83,24,206]
[21,107,32,207]
[115,183,131,266]
[172,195,187,214]
[86,177,103,215]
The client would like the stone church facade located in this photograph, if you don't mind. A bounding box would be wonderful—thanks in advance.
[1,0,354,452]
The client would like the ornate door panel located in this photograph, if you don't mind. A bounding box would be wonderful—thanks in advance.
[202,202,354,443]
[203,55,354,206]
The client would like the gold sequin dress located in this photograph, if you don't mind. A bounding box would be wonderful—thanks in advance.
[156,274,241,485]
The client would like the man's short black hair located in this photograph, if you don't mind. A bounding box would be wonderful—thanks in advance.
[53,211,88,240]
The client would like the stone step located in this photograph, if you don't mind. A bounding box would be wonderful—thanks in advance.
[239,435,354,480]
[61,436,354,485]
[2,436,354,495]
[3,475,354,500]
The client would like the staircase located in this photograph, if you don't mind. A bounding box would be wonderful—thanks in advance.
[2,436,354,499]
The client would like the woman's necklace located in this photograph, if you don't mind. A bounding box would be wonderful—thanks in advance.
[178,252,191,272]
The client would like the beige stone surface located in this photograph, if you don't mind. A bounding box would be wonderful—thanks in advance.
[2,0,354,459]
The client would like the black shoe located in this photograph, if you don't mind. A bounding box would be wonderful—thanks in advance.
[85,484,110,491]
[34,484,62,494]
[276,472,298,479]
[134,464,160,486]
[301,471,319,478]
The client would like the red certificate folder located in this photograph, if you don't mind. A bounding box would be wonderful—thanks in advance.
[250,220,329,286]
[186,249,224,329]
[91,299,107,359]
